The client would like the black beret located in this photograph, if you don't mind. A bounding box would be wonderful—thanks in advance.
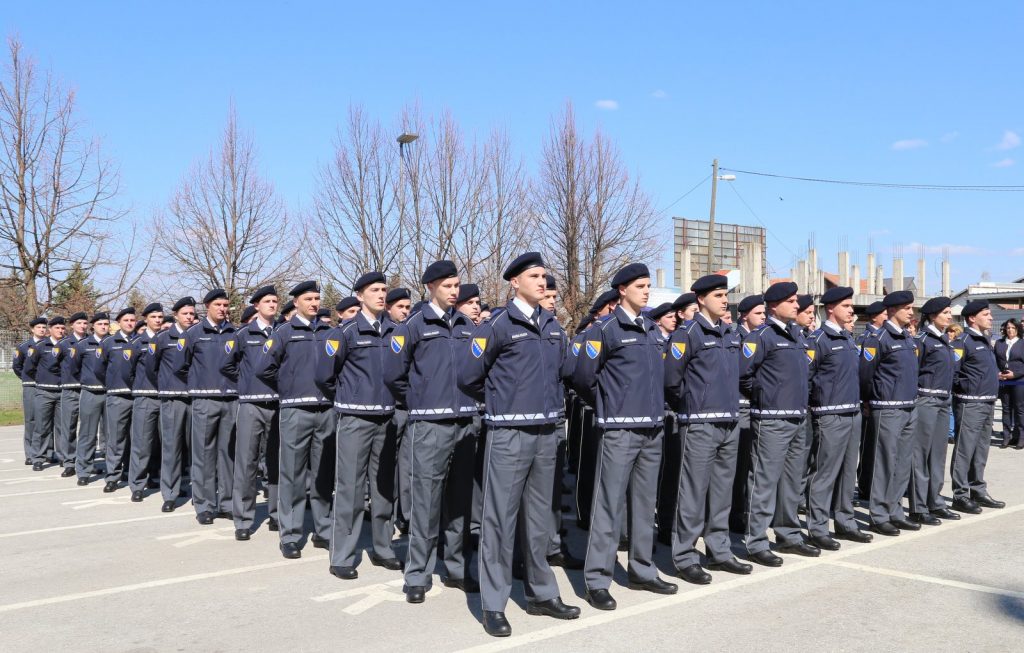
[821,286,854,305]
[962,299,990,318]
[672,293,697,311]
[648,302,674,320]
[316,307,332,319]
[920,296,952,316]
[172,296,196,312]
[289,280,319,297]
[47,316,66,326]
[546,274,557,291]
[115,306,136,321]
[353,272,386,292]
[279,300,295,315]
[90,312,109,323]
[576,315,593,332]
[589,289,620,315]
[456,283,480,304]
[386,288,411,305]
[422,260,459,285]
[797,295,815,312]
[336,296,359,313]
[764,281,798,303]
[691,274,729,294]
[249,285,277,304]
[69,311,89,323]
[502,252,544,281]
[240,305,257,323]
[737,295,764,314]
[865,301,886,317]
[610,263,650,288]
[142,302,163,317]
[883,290,914,308]
[203,288,228,304]
[29,316,47,327]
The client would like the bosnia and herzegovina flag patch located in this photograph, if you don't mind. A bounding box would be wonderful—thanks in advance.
[325,339,340,356]
[148,343,157,355]
[742,342,757,358]
[862,347,876,362]
[391,336,405,354]
[263,339,273,354]
[224,341,235,354]
[953,348,964,361]
[572,342,581,357]
[585,340,601,359]
[471,338,487,358]
[176,338,186,351]
[806,349,816,363]
[671,342,686,360]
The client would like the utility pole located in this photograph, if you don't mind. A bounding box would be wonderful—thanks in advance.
[708,158,719,275]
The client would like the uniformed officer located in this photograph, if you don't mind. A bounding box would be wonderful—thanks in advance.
[741,281,818,566]
[805,287,872,548]
[13,317,48,465]
[908,296,961,524]
[794,295,816,509]
[649,303,676,337]
[73,312,110,484]
[857,299,888,499]
[336,297,360,322]
[387,288,412,324]
[317,307,334,327]
[861,301,887,340]
[650,300,678,546]
[56,312,89,476]
[456,283,482,324]
[29,316,66,471]
[146,297,196,511]
[858,290,920,536]
[573,263,677,608]
[222,286,280,538]
[383,260,479,603]
[459,252,581,637]
[240,304,257,324]
[173,289,237,525]
[665,274,750,585]
[277,300,296,326]
[97,307,137,491]
[950,299,1005,513]
[384,287,412,533]
[255,280,336,558]
[456,283,488,545]
[729,294,764,534]
[673,292,698,325]
[127,303,164,502]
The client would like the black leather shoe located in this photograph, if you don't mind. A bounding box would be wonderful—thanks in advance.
[512,561,525,580]
[869,522,900,536]
[77,477,89,486]
[677,563,713,584]
[909,512,941,526]
[215,510,232,520]
[131,490,144,503]
[891,518,921,531]
[443,576,480,593]
[196,512,215,525]
[24,458,31,465]
[280,542,301,559]
[707,557,753,575]
[808,535,841,551]
[585,588,617,610]
[161,500,175,513]
[776,541,821,557]
[749,550,783,567]
[102,481,117,493]
[952,497,982,514]
[526,597,580,619]
[311,535,330,549]
[483,611,511,637]
[546,551,584,570]
[235,529,250,541]
[405,585,425,603]
[268,518,279,531]
[395,518,409,535]
[628,576,678,594]
[835,528,873,543]
[973,494,1006,509]
[60,467,75,477]
[931,508,960,520]
[330,566,358,580]
[617,538,630,552]
[369,554,403,571]
[32,462,44,471]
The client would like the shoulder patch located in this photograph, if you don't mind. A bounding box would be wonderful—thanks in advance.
[325,339,339,356]
[671,342,686,360]
[571,342,581,357]
[585,340,602,359]
[953,347,963,361]
[69,348,76,358]
[176,338,186,351]
[263,339,273,354]
[148,342,156,355]
[27,347,35,356]
[390,335,405,354]
[122,350,132,360]
[806,349,816,363]
[863,347,876,362]
[95,347,102,358]
[224,341,235,354]
[13,350,18,358]
[742,342,757,358]
[471,338,487,358]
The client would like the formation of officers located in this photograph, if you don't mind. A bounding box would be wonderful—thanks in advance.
[10,253,1008,638]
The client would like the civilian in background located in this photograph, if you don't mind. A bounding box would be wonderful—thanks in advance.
[995,318,1024,449]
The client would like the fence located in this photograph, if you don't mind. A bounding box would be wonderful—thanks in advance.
[1,329,25,412]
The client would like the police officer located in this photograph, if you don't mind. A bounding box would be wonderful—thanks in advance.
[174,289,237,525]
[222,286,280,538]
[13,317,48,465]
[729,294,765,534]
[741,281,818,566]
[665,274,750,585]
[459,252,581,637]
[673,292,698,325]
[573,263,677,608]
[127,303,164,502]
[857,299,888,500]
[255,280,336,558]
[650,301,679,546]
[861,301,887,340]
[29,316,66,471]
[387,288,412,324]
[384,287,412,533]
[649,303,676,337]
[908,296,961,524]
[859,290,920,536]
[384,260,479,603]
[950,299,1005,513]
[805,287,873,547]
[56,312,89,476]
[73,313,109,484]
[147,297,196,512]
[278,300,296,326]
[336,297,360,322]
[97,307,137,491]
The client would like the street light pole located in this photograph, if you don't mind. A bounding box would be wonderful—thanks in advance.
[708,158,719,276]
[397,133,419,287]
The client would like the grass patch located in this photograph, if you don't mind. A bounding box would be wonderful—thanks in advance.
[0,408,23,426]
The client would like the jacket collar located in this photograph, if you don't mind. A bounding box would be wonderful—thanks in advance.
[882,320,909,339]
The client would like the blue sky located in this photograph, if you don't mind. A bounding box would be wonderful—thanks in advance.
[5,2,1022,292]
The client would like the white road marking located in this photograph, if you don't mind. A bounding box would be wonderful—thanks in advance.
[0,511,193,539]
[824,559,1024,600]
[0,486,92,498]
[312,579,444,615]
[156,528,236,547]
[1,474,63,486]
[62,495,134,510]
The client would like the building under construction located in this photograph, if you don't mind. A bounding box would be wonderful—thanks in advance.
[673,217,767,293]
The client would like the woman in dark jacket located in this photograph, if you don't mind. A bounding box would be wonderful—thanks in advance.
[994,318,1024,448]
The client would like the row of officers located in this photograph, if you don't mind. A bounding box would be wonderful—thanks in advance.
[10,254,1006,638]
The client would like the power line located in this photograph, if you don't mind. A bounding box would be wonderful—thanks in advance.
[725,181,796,277]
[658,174,711,214]
[721,167,1024,192]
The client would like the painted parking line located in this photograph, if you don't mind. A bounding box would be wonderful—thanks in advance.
[0,511,194,539]
[824,559,1024,601]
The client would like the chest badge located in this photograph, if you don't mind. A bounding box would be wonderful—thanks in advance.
[953,348,963,361]
[572,342,581,357]
[471,338,487,358]
[224,341,235,354]
[863,347,876,362]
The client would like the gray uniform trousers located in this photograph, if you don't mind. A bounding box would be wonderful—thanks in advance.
[104,393,133,481]
[233,401,279,530]
[159,398,191,502]
[950,401,995,500]
[868,407,917,524]
[31,388,61,464]
[76,389,105,478]
[584,426,663,590]
[806,412,860,537]
[58,388,80,467]
[277,406,336,545]
[392,408,410,522]
[910,395,952,513]
[190,397,236,515]
[404,418,477,588]
[21,385,37,460]
[128,396,161,492]
[744,417,808,554]
[672,420,739,568]
[729,404,753,533]
[330,414,396,567]
[480,424,559,612]
[547,416,568,556]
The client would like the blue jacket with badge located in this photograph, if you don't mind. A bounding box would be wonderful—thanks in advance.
[172,318,238,398]
[30,338,64,390]
[74,335,106,392]
[222,319,278,403]
[808,322,860,414]
[130,329,160,397]
[458,301,565,427]
[384,305,478,421]
[740,318,810,419]
[858,321,919,408]
[58,334,85,388]
[145,324,190,397]
[664,313,740,422]
[953,328,998,403]
[315,312,394,416]
[254,316,330,407]
[96,331,136,395]
[572,305,665,429]
[915,326,957,399]
[12,338,40,385]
